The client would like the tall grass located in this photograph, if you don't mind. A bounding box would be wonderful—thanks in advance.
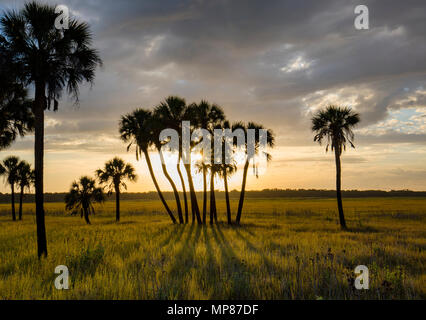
[0,198,425,299]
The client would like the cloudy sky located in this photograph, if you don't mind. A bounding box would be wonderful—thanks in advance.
[1,0,426,192]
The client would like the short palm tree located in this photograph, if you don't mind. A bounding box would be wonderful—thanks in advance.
[0,156,20,220]
[16,161,34,220]
[1,1,102,257]
[312,105,360,230]
[96,157,137,222]
[119,108,177,224]
[154,96,189,222]
[65,176,105,225]
[235,122,275,224]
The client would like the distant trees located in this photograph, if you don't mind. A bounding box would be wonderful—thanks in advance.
[312,105,360,229]
[0,156,20,220]
[16,161,34,220]
[65,176,105,225]
[1,1,102,257]
[96,157,137,222]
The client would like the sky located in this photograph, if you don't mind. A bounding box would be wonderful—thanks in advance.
[1,0,426,192]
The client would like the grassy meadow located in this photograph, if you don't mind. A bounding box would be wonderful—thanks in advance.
[0,197,425,299]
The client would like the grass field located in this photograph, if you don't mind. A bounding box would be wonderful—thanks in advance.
[0,197,425,299]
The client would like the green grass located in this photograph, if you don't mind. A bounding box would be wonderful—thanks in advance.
[0,197,425,299]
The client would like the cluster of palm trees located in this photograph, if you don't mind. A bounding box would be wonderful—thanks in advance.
[0,156,34,221]
[118,96,275,226]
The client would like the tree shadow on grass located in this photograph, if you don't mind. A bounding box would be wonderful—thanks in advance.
[160,224,187,247]
[210,224,253,299]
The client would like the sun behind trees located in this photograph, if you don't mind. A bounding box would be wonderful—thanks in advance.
[118,95,275,226]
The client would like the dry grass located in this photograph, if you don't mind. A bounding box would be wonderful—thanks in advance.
[0,197,425,299]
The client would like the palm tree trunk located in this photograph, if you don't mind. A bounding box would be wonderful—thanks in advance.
[224,169,232,224]
[177,153,189,223]
[19,186,24,221]
[84,207,91,225]
[209,170,217,224]
[236,160,250,224]
[115,185,120,222]
[34,82,47,258]
[11,184,16,221]
[202,165,207,223]
[183,162,202,224]
[143,150,176,224]
[159,150,183,224]
[334,145,347,229]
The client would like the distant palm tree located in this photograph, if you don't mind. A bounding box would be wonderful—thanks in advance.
[1,1,102,257]
[312,105,360,229]
[154,96,189,222]
[16,160,34,220]
[96,157,137,222]
[119,108,177,224]
[0,156,20,221]
[65,176,105,225]
[235,122,275,224]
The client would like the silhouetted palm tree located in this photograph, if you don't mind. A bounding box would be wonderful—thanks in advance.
[65,176,105,225]
[16,160,34,220]
[154,96,189,222]
[0,40,34,150]
[1,2,102,257]
[0,156,20,220]
[189,101,225,224]
[119,108,177,224]
[96,157,137,222]
[312,105,360,230]
[152,110,184,224]
[235,122,275,224]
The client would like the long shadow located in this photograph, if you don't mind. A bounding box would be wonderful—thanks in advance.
[232,227,285,275]
[210,224,252,299]
[160,224,187,247]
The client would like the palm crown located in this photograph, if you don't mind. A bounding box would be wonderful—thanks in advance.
[0,2,102,108]
[312,105,360,154]
[96,157,137,194]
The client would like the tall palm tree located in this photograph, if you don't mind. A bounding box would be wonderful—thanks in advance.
[96,157,137,222]
[152,110,184,224]
[65,176,105,225]
[16,160,34,220]
[153,96,189,222]
[1,2,102,257]
[119,108,177,224]
[235,122,275,224]
[312,105,360,230]
[0,156,20,221]
[188,101,225,224]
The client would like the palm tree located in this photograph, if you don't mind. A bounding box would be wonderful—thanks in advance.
[119,108,177,224]
[235,122,275,224]
[153,96,189,222]
[1,1,102,257]
[0,39,34,151]
[152,110,184,224]
[65,176,105,225]
[312,105,360,230]
[16,160,34,220]
[0,156,20,221]
[188,101,226,224]
[96,157,137,222]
